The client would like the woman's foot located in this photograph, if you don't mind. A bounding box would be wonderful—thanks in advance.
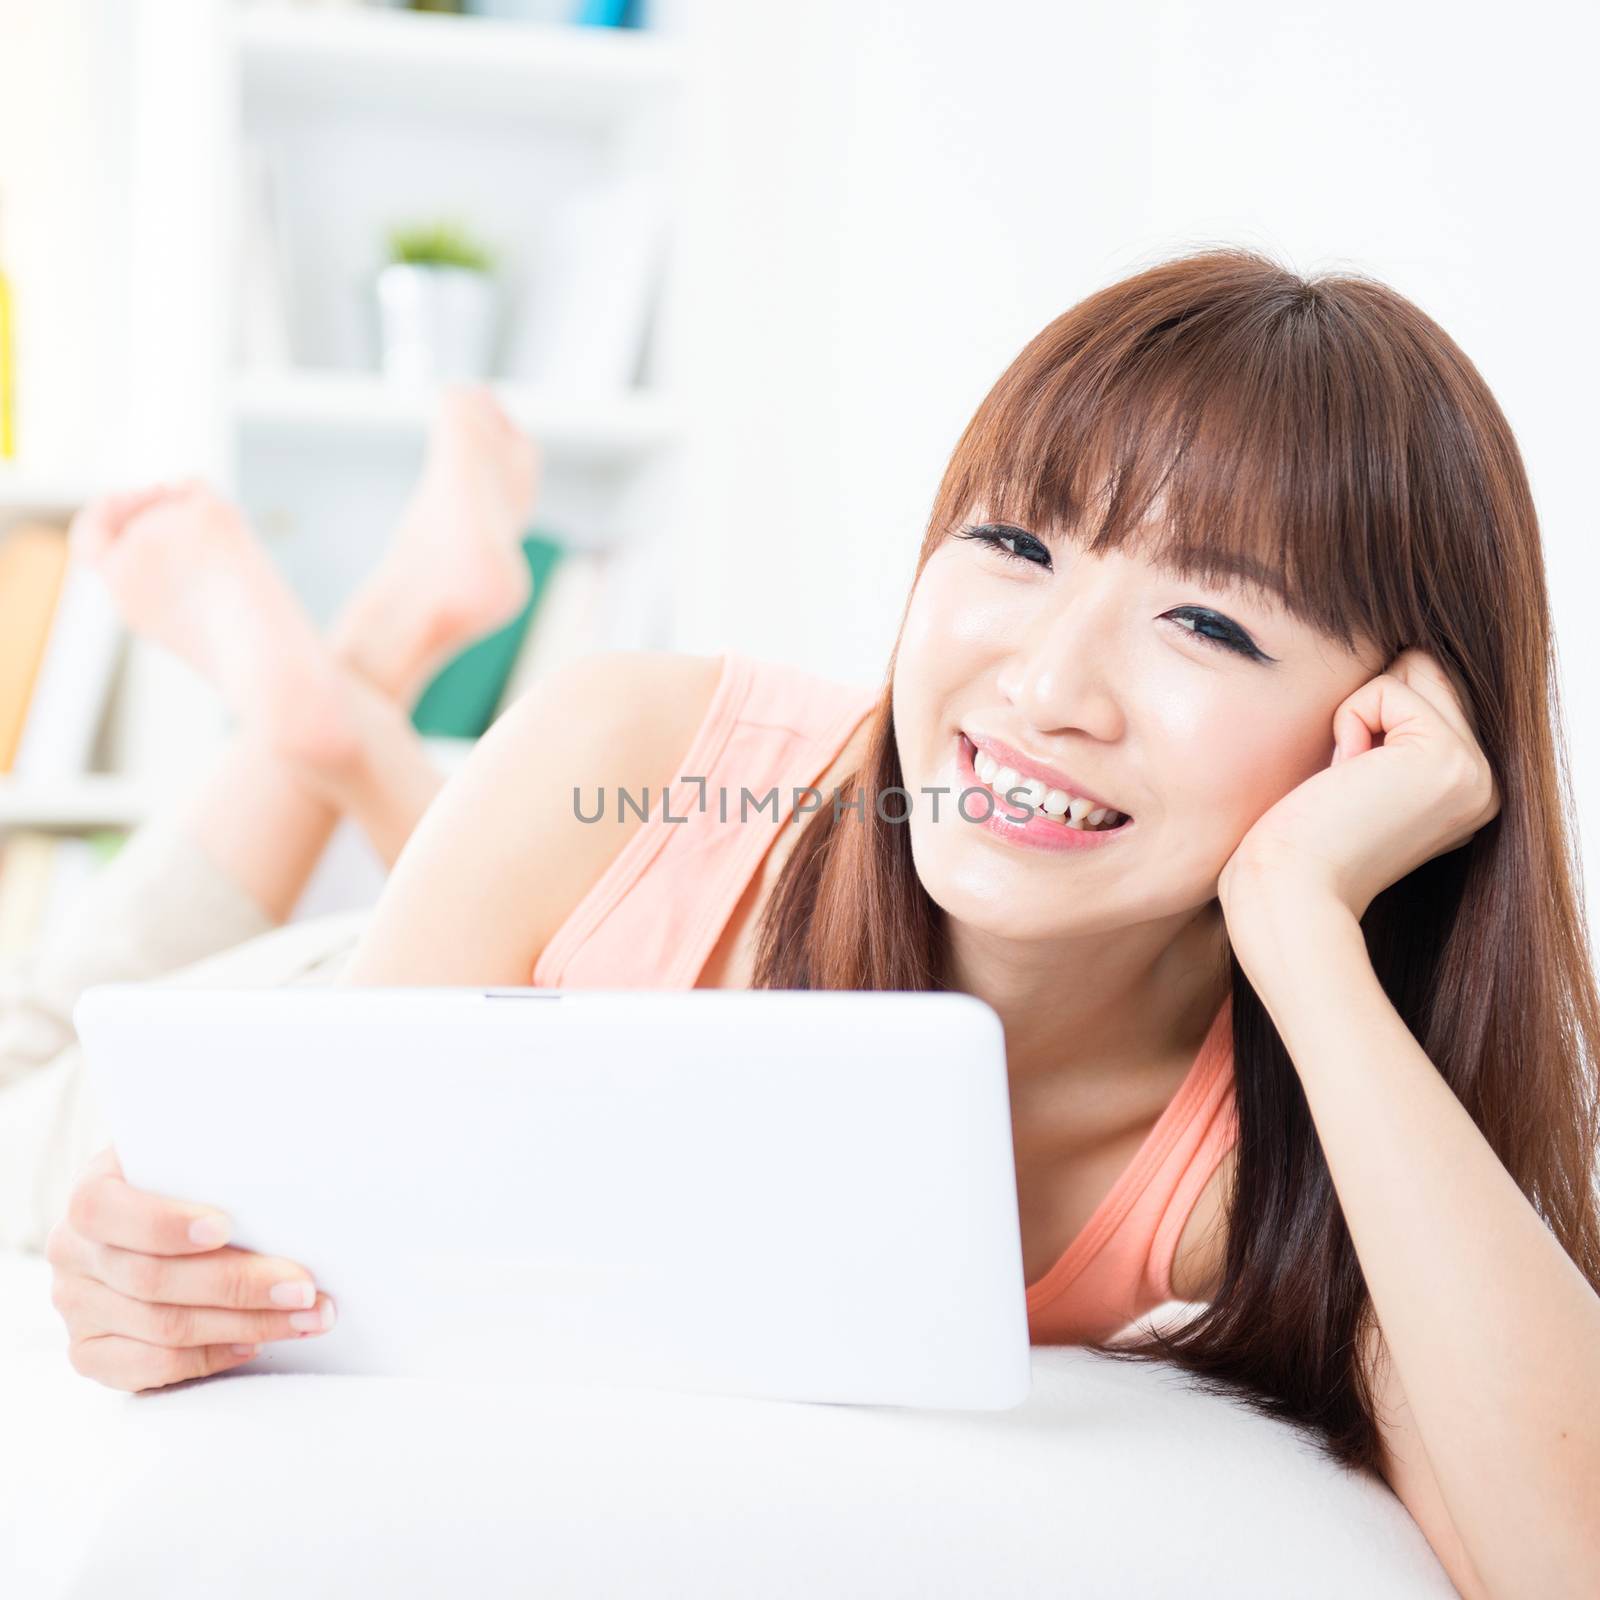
[329,385,540,705]
[71,481,364,776]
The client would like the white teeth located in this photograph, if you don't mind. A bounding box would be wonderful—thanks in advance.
[967,739,1125,830]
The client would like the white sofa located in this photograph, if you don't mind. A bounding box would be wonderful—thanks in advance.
[2,1250,1454,1598]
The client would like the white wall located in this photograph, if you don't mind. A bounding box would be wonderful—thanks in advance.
[669,0,1600,906]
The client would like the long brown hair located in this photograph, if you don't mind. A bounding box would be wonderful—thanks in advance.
[750,246,1600,1475]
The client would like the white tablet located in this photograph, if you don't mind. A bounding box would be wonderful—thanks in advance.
[73,984,1031,1411]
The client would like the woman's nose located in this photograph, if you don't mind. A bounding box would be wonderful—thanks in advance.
[995,600,1125,743]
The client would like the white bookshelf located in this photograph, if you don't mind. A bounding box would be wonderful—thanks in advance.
[0,735,476,834]
[1,0,695,921]
[0,775,156,832]
[231,370,682,464]
[238,4,686,126]
[0,469,101,528]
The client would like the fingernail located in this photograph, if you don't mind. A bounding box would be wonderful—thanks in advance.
[230,1344,259,1357]
[270,1280,316,1309]
[289,1299,337,1334]
[189,1214,231,1247]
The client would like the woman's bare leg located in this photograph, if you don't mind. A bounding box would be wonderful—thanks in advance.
[169,683,447,926]
[0,390,539,1252]
[75,386,540,924]
[327,385,538,710]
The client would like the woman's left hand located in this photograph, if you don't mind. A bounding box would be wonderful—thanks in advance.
[1217,648,1502,930]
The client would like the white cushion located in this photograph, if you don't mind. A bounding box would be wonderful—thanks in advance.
[2,1251,1452,1598]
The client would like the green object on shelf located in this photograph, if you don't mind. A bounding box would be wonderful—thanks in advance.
[85,828,127,865]
[386,220,494,274]
[409,532,564,739]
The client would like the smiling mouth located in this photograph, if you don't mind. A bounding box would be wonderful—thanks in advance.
[960,734,1132,832]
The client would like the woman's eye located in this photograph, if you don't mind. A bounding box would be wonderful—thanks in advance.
[956,523,1052,568]
[953,526,1276,663]
[1163,606,1272,662]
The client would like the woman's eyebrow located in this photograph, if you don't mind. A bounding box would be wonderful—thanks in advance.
[1148,543,1290,608]
[999,519,1292,610]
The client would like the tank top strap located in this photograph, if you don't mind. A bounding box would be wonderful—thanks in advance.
[532,651,879,990]
[1144,1019,1239,1303]
[1026,994,1239,1342]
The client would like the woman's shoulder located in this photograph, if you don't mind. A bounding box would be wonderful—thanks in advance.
[524,649,728,756]
[341,650,728,986]
[525,648,872,755]
[485,647,734,925]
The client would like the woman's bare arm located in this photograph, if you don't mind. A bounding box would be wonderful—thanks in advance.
[340,650,725,988]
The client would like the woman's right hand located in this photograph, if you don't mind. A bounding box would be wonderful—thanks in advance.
[45,1146,338,1391]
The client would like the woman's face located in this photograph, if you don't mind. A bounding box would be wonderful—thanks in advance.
[891,512,1387,940]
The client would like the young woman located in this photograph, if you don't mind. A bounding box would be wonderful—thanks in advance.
[42,251,1600,1598]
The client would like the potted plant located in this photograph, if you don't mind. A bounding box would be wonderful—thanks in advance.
[375,221,498,383]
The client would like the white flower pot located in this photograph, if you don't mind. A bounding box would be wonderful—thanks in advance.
[375,263,497,384]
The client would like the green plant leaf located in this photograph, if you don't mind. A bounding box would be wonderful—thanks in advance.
[386,220,495,273]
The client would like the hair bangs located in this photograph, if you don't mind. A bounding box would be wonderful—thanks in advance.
[927,266,1435,659]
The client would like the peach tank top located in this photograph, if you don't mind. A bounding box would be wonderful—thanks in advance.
[531,650,1240,1343]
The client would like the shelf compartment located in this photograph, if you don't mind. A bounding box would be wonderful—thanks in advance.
[0,469,101,521]
[237,6,686,129]
[232,370,680,467]
[0,738,477,833]
[0,776,156,831]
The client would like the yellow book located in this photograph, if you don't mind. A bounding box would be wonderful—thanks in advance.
[0,831,59,960]
[0,203,12,458]
[0,523,72,770]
